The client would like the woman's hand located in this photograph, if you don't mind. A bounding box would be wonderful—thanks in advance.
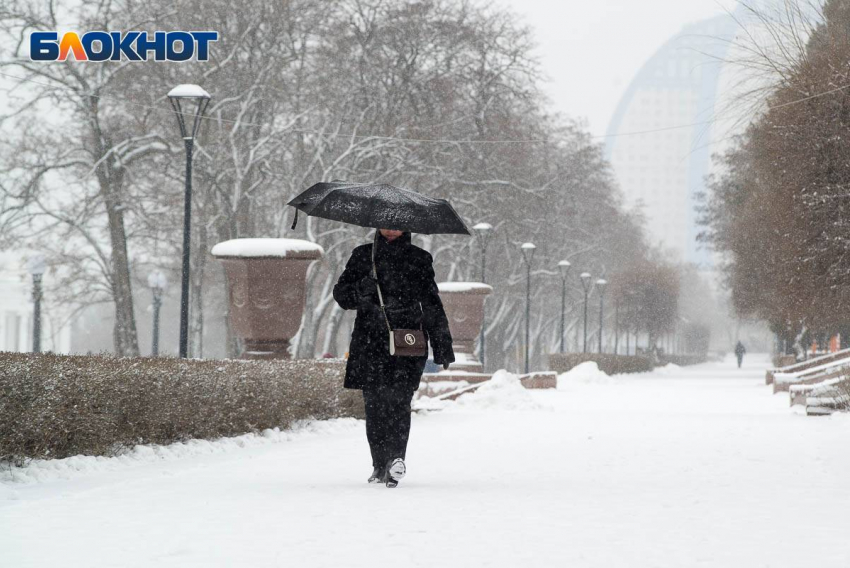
[355,275,379,304]
[434,352,454,370]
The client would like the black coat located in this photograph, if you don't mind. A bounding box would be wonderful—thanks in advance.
[333,232,454,390]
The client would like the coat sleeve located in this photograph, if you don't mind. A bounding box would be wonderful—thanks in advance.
[419,252,455,365]
[333,249,366,310]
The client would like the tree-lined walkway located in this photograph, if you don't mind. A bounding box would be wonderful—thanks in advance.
[2,354,848,567]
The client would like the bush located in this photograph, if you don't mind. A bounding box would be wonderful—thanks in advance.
[658,354,707,367]
[833,379,850,412]
[548,353,654,375]
[0,352,363,465]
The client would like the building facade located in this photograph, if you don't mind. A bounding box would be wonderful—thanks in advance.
[0,252,72,354]
[604,14,740,265]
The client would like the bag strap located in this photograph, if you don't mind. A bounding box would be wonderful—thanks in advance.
[371,232,423,333]
[372,233,393,333]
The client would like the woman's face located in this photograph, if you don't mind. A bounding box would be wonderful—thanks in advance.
[380,229,403,241]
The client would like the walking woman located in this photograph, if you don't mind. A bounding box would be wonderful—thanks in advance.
[333,229,454,488]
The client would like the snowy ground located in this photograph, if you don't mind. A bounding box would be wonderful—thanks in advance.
[2,353,849,567]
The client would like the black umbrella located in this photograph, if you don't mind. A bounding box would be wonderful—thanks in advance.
[288,181,470,235]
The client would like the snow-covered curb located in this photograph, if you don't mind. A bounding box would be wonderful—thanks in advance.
[557,361,616,386]
[417,370,549,412]
[0,418,362,490]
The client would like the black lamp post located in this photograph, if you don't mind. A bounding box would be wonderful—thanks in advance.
[558,260,571,353]
[520,242,536,374]
[168,84,211,359]
[27,255,46,353]
[596,278,607,353]
[473,222,493,368]
[614,296,620,355]
[148,270,168,357]
[580,272,592,353]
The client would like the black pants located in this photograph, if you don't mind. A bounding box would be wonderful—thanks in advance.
[362,382,416,469]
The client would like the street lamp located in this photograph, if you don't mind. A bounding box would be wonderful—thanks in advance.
[473,222,493,368]
[520,242,536,374]
[558,260,571,353]
[27,255,46,353]
[614,296,620,355]
[579,272,592,353]
[148,270,168,357]
[596,279,607,353]
[168,84,211,359]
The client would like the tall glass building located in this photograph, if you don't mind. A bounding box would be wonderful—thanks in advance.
[604,10,748,265]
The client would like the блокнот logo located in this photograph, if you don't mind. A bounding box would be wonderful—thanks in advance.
[30,31,219,62]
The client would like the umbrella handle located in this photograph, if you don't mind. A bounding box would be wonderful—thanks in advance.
[290,208,298,230]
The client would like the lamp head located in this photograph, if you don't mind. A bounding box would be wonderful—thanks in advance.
[27,254,46,276]
[147,270,168,291]
[472,222,493,235]
[473,222,493,249]
[558,260,571,278]
[167,84,211,139]
[520,242,536,264]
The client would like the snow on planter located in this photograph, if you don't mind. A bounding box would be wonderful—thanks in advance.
[437,282,493,294]
[211,238,324,259]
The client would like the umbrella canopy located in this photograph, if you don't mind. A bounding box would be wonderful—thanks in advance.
[288,181,470,235]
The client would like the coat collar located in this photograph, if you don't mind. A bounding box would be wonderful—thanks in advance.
[375,230,412,249]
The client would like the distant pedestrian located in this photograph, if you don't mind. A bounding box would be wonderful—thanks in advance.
[334,229,454,488]
[735,341,746,368]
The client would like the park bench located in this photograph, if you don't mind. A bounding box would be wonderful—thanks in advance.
[805,382,849,416]
[772,359,850,393]
[766,348,850,385]
[789,377,843,407]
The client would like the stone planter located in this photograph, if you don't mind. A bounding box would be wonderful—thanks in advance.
[437,282,492,373]
[212,238,323,360]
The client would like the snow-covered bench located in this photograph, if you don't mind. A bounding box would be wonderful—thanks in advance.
[789,378,844,407]
[766,348,850,385]
[806,385,849,416]
[772,359,850,393]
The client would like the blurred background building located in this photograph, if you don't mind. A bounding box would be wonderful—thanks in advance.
[0,252,72,353]
[604,14,739,266]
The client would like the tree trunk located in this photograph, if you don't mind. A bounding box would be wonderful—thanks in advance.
[189,222,209,358]
[322,303,345,357]
[103,184,140,356]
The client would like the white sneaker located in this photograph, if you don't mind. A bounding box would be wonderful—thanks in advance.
[386,458,406,488]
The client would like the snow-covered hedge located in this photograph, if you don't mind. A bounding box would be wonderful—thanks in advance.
[548,353,654,375]
[0,352,363,465]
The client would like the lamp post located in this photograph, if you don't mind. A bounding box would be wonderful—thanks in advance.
[147,270,168,356]
[27,255,46,353]
[580,272,592,353]
[596,279,607,353]
[558,260,571,353]
[520,242,536,374]
[168,84,211,359]
[473,222,493,368]
[614,296,620,355]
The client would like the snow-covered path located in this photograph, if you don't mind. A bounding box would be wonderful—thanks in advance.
[2,354,849,567]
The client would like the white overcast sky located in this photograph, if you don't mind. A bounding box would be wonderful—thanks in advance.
[502,0,740,136]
